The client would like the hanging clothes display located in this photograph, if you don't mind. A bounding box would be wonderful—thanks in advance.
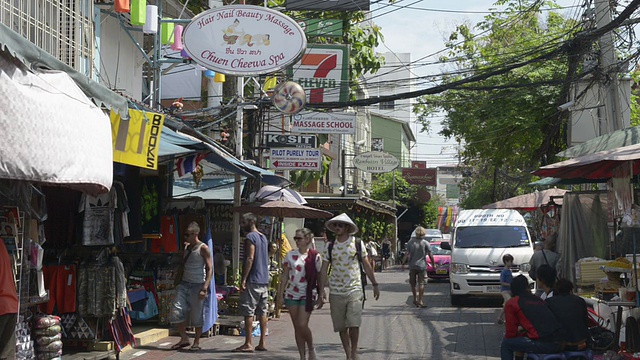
[78,189,117,246]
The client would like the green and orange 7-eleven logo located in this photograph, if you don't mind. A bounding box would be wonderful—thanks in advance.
[289,44,349,104]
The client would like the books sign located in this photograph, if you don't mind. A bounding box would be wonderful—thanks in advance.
[353,151,399,173]
[182,5,306,75]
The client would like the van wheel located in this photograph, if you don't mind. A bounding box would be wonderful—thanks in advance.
[451,295,462,306]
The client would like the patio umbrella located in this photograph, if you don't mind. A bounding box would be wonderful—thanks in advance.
[483,188,569,211]
[232,198,332,219]
[252,185,307,205]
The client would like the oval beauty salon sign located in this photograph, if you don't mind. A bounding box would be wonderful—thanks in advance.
[182,5,307,75]
[353,151,400,173]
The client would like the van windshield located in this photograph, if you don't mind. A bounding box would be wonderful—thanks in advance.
[454,226,530,248]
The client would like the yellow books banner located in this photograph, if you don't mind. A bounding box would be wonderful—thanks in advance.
[110,109,165,170]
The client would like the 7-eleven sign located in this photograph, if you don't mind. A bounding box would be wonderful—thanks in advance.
[288,44,349,104]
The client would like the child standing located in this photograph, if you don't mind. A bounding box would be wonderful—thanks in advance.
[496,254,514,325]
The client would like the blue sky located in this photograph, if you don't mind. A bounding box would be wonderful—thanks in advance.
[371,0,580,166]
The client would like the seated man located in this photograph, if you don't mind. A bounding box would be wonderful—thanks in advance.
[546,278,589,351]
[501,275,565,360]
[536,264,557,300]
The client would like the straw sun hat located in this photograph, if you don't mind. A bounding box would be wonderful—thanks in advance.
[325,213,359,235]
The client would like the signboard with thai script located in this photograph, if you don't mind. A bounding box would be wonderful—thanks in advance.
[269,148,322,171]
[402,168,437,186]
[353,151,399,173]
[291,111,356,134]
[288,44,349,103]
[110,109,165,170]
[264,133,317,148]
[298,19,342,37]
[182,5,306,75]
[286,0,370,11]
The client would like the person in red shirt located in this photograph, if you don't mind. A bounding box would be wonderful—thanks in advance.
[0,240,18,359]
[500,275,565,360]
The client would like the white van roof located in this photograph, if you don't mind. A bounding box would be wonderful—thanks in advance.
[455,209,526,227]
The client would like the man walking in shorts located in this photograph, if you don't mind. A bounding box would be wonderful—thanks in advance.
[404,226,434,308]
[234,213,269,353]
[318,213,380,360]
[170,221,213,351]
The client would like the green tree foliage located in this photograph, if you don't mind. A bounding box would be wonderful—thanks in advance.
[413,0,579,205]
[369,171,445,228]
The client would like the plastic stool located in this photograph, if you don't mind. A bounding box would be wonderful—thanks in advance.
[562,349,593,360]
[526,354,566,360]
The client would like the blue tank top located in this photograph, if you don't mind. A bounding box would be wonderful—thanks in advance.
[245,232,269,285]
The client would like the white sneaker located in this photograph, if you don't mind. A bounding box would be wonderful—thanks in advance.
[309,348,318,360]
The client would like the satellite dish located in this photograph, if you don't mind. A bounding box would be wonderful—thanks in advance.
[272,81,306,114]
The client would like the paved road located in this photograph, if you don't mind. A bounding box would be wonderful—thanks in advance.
[120,268,505,360]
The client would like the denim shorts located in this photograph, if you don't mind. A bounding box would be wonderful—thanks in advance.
[171,282,205,327]
[284,298,307,308]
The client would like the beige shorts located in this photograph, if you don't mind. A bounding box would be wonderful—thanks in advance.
[329,292,363,332]
[501,290,512,303]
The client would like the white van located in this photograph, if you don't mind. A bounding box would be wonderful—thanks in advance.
[441,209,535,306]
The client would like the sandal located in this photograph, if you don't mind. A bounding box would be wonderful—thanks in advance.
[255,346,268,351]
[189,345,201,351]
[233,345,254,353]
[496,319,504,325]
[170,341,190,350]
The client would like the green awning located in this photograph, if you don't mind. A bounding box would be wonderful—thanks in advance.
[557,125,640,158]
[0,22,128,116]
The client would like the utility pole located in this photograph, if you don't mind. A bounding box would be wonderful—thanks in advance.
[595,0,623,133]
[232,76,244,282]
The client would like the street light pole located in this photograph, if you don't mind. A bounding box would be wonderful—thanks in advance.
[232,76,244,283]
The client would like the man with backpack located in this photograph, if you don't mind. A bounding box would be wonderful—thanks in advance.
[318,213,380,360]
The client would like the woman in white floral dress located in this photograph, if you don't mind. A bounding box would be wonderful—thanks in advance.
[276,228,322,360]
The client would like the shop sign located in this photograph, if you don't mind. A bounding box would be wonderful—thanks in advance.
[353,151,399,173]
[269,148,322,171]
[182,5,306,75]
[411,161,427,169]
[402,168,437,186]
[264,132,317,148]
[286,0,370,11]
[288,44,349,103]
[110,109,165,170]
[298,19,342,37]
[291,111,356,134]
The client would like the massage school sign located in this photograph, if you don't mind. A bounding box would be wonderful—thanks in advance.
[182,5,307,75]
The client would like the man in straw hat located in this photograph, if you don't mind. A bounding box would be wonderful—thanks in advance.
[318,213,380,360]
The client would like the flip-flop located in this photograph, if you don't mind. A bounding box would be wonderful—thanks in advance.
[233,346,254,353]
[170,342,190,350]
[189,345,201,352]
[417,304,428,308]
[255,346,268,351]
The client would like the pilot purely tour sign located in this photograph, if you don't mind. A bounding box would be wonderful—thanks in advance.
[269,148,322,171]
[182,5,307,75]
[353,151,399,173]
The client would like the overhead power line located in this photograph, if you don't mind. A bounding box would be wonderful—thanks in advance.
[306,0,640,110]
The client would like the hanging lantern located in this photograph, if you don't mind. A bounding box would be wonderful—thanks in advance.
[143,5,158,34]
[214,73,226,83]
[204,70,215,79]
[130,0,146,26]
[170,25,183,51]
[161,18,175,45]
[180,49,190,59]
[114,0,130,13]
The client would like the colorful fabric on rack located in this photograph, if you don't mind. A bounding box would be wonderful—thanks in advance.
[108,308,136,352]
[157,290,175,325]
[67,315,95,340]
[151,216,179,253]
[40,265,77,314]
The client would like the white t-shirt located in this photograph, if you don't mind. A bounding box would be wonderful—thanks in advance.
[283,249,322,300]
[322,236,363,296]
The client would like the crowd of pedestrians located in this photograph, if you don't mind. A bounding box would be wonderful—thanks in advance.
[161,220,591,360]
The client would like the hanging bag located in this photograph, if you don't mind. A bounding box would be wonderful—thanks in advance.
[174,245,194,286]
